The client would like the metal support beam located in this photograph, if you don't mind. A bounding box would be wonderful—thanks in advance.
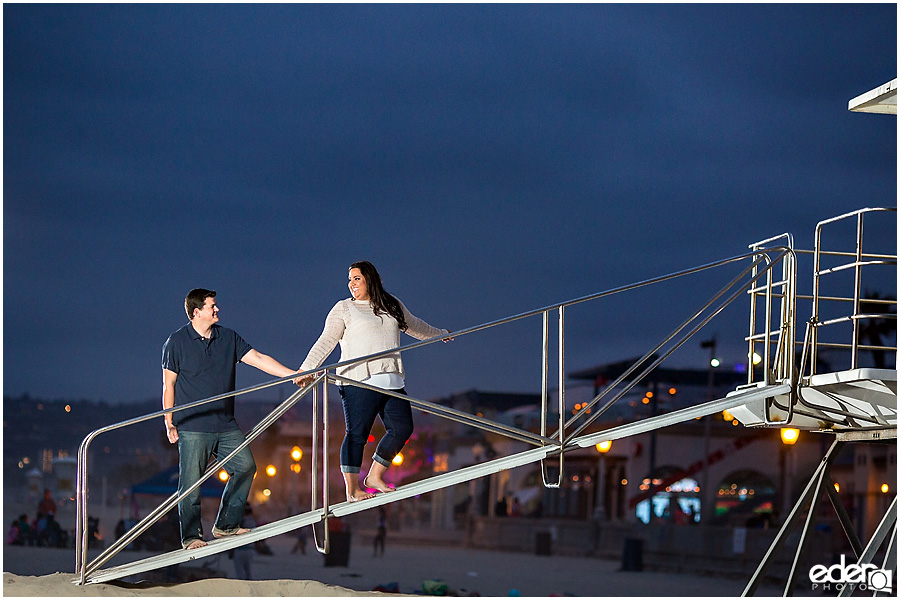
[742,439,844,597]
[824,478,864,560]
[837,496,897,598]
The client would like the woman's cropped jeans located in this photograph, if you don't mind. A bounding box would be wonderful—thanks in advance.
[338,385,412,473]
[177,429,256,546]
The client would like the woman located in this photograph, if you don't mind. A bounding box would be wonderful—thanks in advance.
[299,261,451,502]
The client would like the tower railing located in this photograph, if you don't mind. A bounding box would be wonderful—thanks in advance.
[745,207,896,427]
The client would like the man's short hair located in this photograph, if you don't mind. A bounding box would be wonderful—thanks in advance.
[185,288,216,320]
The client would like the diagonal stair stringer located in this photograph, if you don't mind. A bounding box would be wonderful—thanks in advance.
[77,382,789,585]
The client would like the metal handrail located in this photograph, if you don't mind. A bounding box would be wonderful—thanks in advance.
[329,375,558,446]
[310,380,330,553]
[811,207,897,374]
[76,379,322,582]
[73,245,799,582]
[563,249,795,441]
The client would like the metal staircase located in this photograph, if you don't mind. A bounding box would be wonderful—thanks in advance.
[77,383,788,584]
[72,208,896,595]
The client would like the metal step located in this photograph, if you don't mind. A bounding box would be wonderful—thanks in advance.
[76,509,325,584]
[76,382,790,585]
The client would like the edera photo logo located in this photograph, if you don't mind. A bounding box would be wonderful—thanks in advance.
[809,555,893,594]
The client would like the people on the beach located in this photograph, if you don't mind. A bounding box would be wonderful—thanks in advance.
[373,506,387,556]
[231,504,257,580]
[299,261,451,502]
[37,489,55,519]
[290,528,307,555]
[162,288,300,550]
[6,520,20,545]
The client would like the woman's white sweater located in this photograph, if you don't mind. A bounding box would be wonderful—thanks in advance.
[300,298,448,382]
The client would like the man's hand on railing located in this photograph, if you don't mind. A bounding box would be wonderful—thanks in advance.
[442,330,454,343]
[166,422,179,444]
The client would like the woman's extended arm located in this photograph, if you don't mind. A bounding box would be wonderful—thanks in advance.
[299,302,347,373]
[399,299,449,341]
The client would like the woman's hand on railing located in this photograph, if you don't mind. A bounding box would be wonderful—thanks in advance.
[294,370,321,387]
[442,330,454,343]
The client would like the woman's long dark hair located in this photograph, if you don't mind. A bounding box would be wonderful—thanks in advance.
[350,261,408,331]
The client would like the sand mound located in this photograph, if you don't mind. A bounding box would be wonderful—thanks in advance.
[3,572,397,597]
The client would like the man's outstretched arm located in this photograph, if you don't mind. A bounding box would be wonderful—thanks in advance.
[241,349,300,379]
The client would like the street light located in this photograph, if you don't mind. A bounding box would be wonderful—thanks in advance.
[700,336,718,524]
[780,428,800,445]
[779,428,800,521]
[265,464,277,476]
[291,446,303,461]
[593,441,611,524]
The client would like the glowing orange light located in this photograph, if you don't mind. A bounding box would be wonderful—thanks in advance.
[595,441,612,453]
[218,470,229,482]
[780,428,800,445]
[392,453,404,466]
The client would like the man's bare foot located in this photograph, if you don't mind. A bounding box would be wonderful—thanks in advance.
[347,488,376,502]
[212,526,251,538]
[184,539,207,550]
[363,475,395,493]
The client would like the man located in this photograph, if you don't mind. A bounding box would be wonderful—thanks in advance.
[37,489,55,519]
[162,288,298,550]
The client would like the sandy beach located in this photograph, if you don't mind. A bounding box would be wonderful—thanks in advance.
[2,531,804,597]
[3,572,387,597]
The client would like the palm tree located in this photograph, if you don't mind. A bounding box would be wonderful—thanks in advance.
[857,290,896,369]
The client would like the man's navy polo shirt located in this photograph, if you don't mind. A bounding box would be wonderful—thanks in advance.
[161,323,252,432]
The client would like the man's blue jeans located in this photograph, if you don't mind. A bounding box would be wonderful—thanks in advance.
[177,430,256,545]
[338,385,412,473]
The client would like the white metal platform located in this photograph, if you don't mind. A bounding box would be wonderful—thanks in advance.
[727,368,897,431]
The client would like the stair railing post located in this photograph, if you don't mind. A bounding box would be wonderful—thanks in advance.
[540,308,564,488]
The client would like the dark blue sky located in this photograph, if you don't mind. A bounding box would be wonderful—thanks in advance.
[4,4,897,405]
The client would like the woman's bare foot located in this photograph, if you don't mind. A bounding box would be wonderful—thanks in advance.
[347,488,376,502]
[343,471,375,502]
[212,526,251,538]
[184,538,207,550]
[363,475,395,494]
